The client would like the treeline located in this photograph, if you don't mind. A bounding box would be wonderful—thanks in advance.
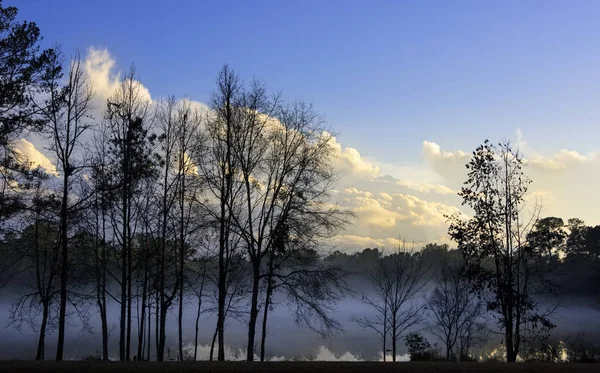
[334,142,600,363]
[0,1,349,362]
[1,2,600,364]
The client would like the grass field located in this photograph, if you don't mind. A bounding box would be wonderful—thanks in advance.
[0,361,597,373]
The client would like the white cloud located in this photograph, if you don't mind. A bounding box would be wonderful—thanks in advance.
[527,149,594,171]
[13,139,58,176]
[84,47,152,108]
[329,133,380,177]
[396,180,455,195]
[19,45,597,255]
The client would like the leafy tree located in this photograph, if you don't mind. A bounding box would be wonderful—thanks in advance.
[448,140,556,362]
[0,1,56,222]
[405,332,435,361]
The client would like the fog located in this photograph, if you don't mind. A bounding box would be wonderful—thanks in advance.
[1,291,598,361]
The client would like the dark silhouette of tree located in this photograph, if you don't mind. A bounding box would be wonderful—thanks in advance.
[196,65,243,361]
[428,258,488,360]
[102,67,156,361]
[352,241,428,362]
[37,49,94,361]
[0,1,56,226]
[448,140,556,362]
[7,185,61,360]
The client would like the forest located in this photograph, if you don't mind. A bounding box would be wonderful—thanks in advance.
[0,1,599,366]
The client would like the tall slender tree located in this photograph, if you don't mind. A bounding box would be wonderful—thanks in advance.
[103,67,156,361]
[38,50,94,360]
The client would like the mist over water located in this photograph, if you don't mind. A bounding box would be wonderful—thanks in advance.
[1,292,598,361]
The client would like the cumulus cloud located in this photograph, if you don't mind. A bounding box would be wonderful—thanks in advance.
[338,186,463,249]
[396,180,455,195]
[84,47,121,102]
[420,136,600,229]
[84,47,152,108]
[329,133,380,177]
[13,139,58,176]
[527,149,594,171]
[19,45,597,255]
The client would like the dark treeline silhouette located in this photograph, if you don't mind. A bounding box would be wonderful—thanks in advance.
[0,1,599,365]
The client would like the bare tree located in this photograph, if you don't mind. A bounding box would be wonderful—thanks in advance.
[196,65,245,361]
[103,66,155,361]
[254,102,351,361]
[353,241,428,361]
[36,49,94,360]
[172,100,205,361]
[7,185,61,360]
[427,258,488,360]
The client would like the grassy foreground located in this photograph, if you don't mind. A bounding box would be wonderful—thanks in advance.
[0,361,597,373]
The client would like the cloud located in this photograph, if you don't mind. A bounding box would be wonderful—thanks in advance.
[338,186,463,247]
[420,137,600,229]
[527,149,594,171]
[12,139,58,176]
[84,47,152,108]
[23,45,598,255]
[396,180,455,195]
[329,133,380,177]
[84,47,121,103]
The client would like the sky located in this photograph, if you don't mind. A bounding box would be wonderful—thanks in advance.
[11,0,600,251]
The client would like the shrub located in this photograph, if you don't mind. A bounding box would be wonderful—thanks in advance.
[405,332,437,361]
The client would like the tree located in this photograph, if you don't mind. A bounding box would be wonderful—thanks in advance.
[171,99,204,362]
[0,1,56,220]
[38,50,94,360]
[405,332,434,361]
[352,241,428,362]
[526,217,567,263]
[103,67,156,361]
[196,65,243,361]
[6,185,61,360]
[221,83,349,360]
[448,140,556,362]
[428,258,488,361]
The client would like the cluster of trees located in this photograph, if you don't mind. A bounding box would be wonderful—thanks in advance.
[340,141,600,363]
[1,2,599,364]
[0,2,349,362]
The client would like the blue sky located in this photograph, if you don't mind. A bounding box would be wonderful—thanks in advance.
[17,0,600,160]
[12,0,600,248]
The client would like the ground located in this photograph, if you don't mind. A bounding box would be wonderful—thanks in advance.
[0,361,597,373]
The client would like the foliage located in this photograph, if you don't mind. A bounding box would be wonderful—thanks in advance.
[405,332,436,361]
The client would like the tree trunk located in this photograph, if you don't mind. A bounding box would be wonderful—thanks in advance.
[506,323,516,362]
[259,275,274,362]
[126,240,132,361]
[210,324,218,361]
[147,299,152,361]
[194,295,201,361]
[158,306,167,361]
[36,301,49,360]
[137,269,147,360]
[178,171,186,362]
[246,262,260,361]
[382,304,387,362]
[155,290,159,360]
[217,220,226,361]
[55,174,69,361]
[178,249,184,361]
[99,287,108,361]
[119,188,128,361]
[392,317,397,362]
